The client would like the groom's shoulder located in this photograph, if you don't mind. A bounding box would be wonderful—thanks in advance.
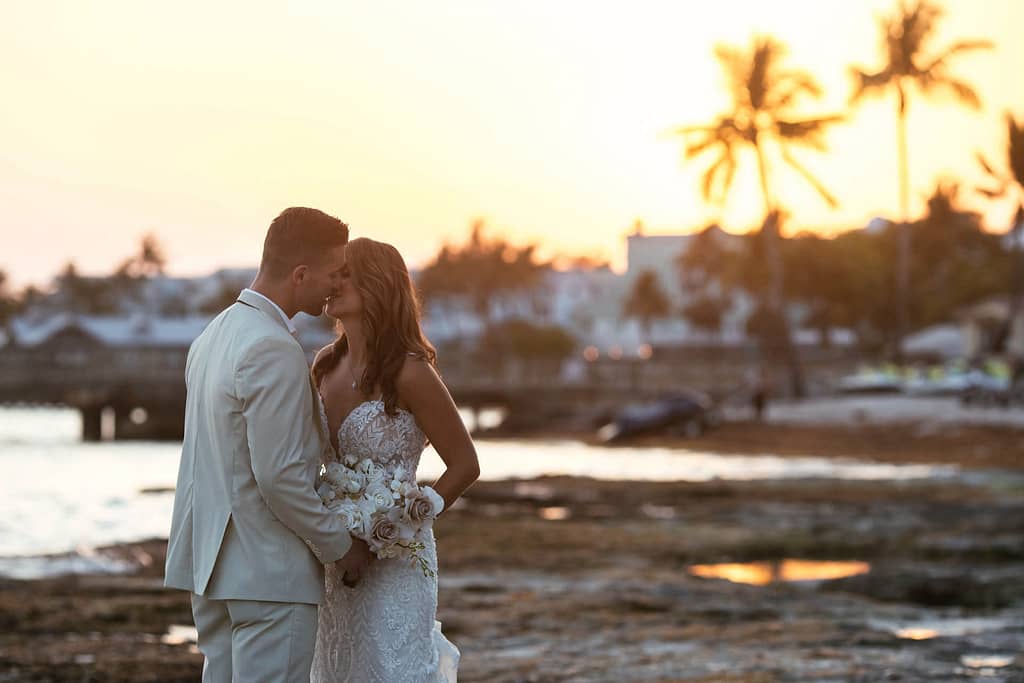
[193,304,296,360]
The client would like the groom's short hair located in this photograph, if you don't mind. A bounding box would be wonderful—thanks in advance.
[260,207,349,278]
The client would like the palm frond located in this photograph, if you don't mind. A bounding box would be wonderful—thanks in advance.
[674,124,718,135]
[780,147,839,208]
[975,151,1001,180]
[938,76,982,108]
[700,151,729,203]
[925,39,993,70]
[714,44,751,109]
[776,115,844,150]
[718,151,737,204]
[976,185,1007,199]
[899,1,944,66]
[1007,113,1024,187]
[748,36,787,110]
[685,133,719,159]
[768,71,823,110]
[849,67,893,103]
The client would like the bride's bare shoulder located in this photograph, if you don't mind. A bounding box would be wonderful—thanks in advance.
[396,354,447,403]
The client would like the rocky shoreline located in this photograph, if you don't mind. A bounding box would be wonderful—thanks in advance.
[478,416,1024,471]
[3,458,1024,681]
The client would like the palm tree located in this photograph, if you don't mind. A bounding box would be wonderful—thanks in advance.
[675,35,842,396]
[622,270,671,345]
[978,113,1024,353]
[417,220,549,329]
[0,269,17,329]
[850,0,991,356]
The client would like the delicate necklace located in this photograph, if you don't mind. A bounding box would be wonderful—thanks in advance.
[347,357,360,391]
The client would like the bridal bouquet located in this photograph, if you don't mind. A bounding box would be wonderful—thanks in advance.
[317,458,444,577]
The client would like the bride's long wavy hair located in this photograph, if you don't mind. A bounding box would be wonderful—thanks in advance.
[311,237,437,417]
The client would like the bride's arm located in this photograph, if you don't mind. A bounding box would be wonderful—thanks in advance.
[396,358,480,513]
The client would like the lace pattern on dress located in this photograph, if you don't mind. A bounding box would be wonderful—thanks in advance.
[311,398,459,683]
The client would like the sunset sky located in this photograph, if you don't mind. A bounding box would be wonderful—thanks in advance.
[2,0,1022,288]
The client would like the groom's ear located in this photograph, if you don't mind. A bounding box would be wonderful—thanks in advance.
[291,264,310,284]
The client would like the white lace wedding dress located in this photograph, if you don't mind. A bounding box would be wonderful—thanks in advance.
[311,397,460,683]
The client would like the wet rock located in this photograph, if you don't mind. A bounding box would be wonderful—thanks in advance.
[826,564,1024,608]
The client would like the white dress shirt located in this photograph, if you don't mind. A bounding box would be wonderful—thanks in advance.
[241,288,298,336]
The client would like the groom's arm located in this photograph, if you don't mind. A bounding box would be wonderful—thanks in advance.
[236,336,352,563]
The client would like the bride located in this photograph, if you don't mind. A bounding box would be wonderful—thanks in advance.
[310,237,480,682]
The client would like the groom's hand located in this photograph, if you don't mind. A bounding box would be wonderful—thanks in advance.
[335,537,375,587]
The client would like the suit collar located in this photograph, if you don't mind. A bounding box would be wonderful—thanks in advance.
[237,288,298,337]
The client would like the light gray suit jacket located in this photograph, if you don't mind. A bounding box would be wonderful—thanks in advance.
[164,289,352,605]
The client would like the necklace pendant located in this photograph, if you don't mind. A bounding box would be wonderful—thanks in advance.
[352,380,358,390]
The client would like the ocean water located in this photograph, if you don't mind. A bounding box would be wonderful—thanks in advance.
[0,406,960,578]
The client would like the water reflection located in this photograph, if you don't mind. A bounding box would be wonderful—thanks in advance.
[538,506,571,521]
[875,616,1022,640]
[960,654,1014,669]
[162,624,199,654]
[688,560,871,585]
[896,627,939,640]
[0,406,973,575]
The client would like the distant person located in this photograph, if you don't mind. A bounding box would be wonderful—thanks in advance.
[750,366,770,421]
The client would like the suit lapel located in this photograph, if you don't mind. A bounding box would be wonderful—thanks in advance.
[308,375,327,441]
[237,289,327,447]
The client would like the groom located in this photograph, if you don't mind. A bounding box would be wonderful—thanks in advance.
[165,207,373,683]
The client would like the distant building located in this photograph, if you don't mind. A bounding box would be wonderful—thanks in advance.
[419,222,762,355]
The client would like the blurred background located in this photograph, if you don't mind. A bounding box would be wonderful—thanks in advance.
[1,1,1023,681]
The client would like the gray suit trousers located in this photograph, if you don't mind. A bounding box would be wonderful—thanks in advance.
[191,593,318,683]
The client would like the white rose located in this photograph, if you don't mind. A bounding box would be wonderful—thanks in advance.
[317,482,336,503]
[389,465,408,492]
[337,468,366,496]
[335,501,366,534]
[367,509,402,553]
[324,463,345,485]
[364,481,398,512]
[355,496,380,531]
[357,459,385,483]
[395,516,418,543]
[422,486,445,516]
[402,487,437,526]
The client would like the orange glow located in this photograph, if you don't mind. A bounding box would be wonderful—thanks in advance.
[779,560,871,582]
[1,2,1022,285]
[539,506,571,521]
[689,562,776,585]
[688,560,871,585]
[896,628,939,641]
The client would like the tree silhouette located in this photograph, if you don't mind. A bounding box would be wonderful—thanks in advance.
[908,183,1005,328]
[676,35,841,395]
[0,269,18,328]
[116,233,167,279]
[55,262,117,314]
[676,224,739,339]
[978,113,1024,353]
[622,270,671,345]
[418,220,549,329]
[682,295,727,338]
[850,0,992,356]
